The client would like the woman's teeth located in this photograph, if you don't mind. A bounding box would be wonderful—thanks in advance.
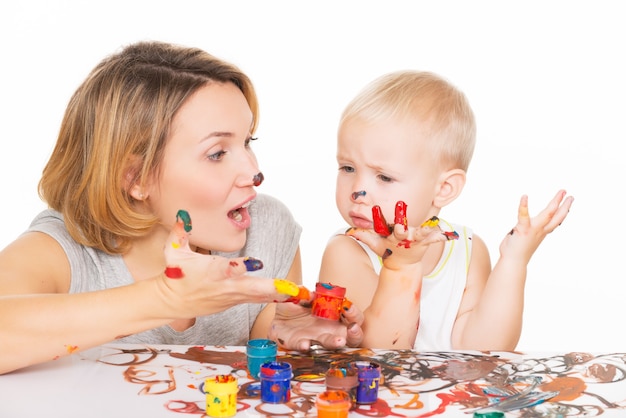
[229,200,253,222]
[230,209,242,222]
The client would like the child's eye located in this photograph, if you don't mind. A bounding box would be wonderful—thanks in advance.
[378,174,394,183]
[339,165,355,173]
[245,136,258,147]
[208,150,227,161]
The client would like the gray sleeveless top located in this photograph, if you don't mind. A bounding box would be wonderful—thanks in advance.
[26,193,302,346]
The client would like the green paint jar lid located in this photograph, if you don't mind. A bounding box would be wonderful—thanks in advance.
[473,412,505,418]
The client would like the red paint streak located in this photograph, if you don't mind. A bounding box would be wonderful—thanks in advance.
[398,239,412,248]
[372,206,391,236]
[229,261,239,267]
[164,266,184,279]
[417,389,470,417]
[394,201,408,230]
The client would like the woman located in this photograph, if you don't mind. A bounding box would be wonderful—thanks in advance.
[0,41,362,374]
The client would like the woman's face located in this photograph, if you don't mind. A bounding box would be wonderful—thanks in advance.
[146,82,260,253]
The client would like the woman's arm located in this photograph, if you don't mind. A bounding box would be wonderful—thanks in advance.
[0,223,306,374]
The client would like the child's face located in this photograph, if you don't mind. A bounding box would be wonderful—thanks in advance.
[145,82,260,253]
[336,117,443,229]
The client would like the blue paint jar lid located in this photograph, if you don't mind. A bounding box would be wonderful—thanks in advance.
[260,361,293,380]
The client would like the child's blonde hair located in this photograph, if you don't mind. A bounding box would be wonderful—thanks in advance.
[340,70,476,171]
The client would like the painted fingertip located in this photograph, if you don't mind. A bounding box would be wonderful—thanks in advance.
[273,279,300,297]
[382,248,393,260]
[165,266,184,279]
[244,257,264,271]
[421,216,439,228]
[342,298,353,311]
[443,230,459,240]
[372,206,392,236]
[176,209,192,232]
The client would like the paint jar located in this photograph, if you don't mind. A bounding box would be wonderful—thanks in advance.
[316,390,352,418]
[312,282,347,321]
[325,366,358,407]
[246,338,277,379]
[205,375,238,417]
[352,361,381,404]
[260,361,293,403]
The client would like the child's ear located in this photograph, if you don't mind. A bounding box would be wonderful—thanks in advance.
[433,169,466,208]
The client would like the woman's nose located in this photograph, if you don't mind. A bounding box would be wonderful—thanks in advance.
[253,172,264,186]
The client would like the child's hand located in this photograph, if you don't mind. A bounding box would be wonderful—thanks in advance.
[499,189,574,262]
[345,201,453,270]
[156,210,305,319]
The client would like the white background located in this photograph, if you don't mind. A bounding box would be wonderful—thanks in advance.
[1,1,624,352]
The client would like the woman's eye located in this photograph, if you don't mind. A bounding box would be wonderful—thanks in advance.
[339,165,355,173]
[208,150,227,161]
[245,136,258,147]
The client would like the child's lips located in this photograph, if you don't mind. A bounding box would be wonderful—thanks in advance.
[350,214,372,230]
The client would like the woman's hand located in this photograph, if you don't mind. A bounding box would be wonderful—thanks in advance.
[268,300,365,351]
[155,210,305,319]
[499,190,574,262]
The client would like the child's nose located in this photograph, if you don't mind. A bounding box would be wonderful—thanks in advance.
[351,190,367,201]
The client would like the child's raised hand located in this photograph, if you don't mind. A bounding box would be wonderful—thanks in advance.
[156,210,307,319]
[498,189,574,262]
[345,201,454,270]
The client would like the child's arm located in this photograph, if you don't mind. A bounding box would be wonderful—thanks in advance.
[451,190,574,350]
[319,220,448,349]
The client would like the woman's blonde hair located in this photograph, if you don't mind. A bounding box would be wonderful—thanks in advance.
[340,70,476,171]
[38,41,259,254]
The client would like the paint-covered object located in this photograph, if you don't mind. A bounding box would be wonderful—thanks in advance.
[312,282,347,321]
[316,390,351,418]
[246,339,277,379]
[325,366,358,407]
[205,375,238,417]
[352,361,381,404]
[260,361,293,403]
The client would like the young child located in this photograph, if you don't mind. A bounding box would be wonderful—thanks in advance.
[318,70,573,351]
